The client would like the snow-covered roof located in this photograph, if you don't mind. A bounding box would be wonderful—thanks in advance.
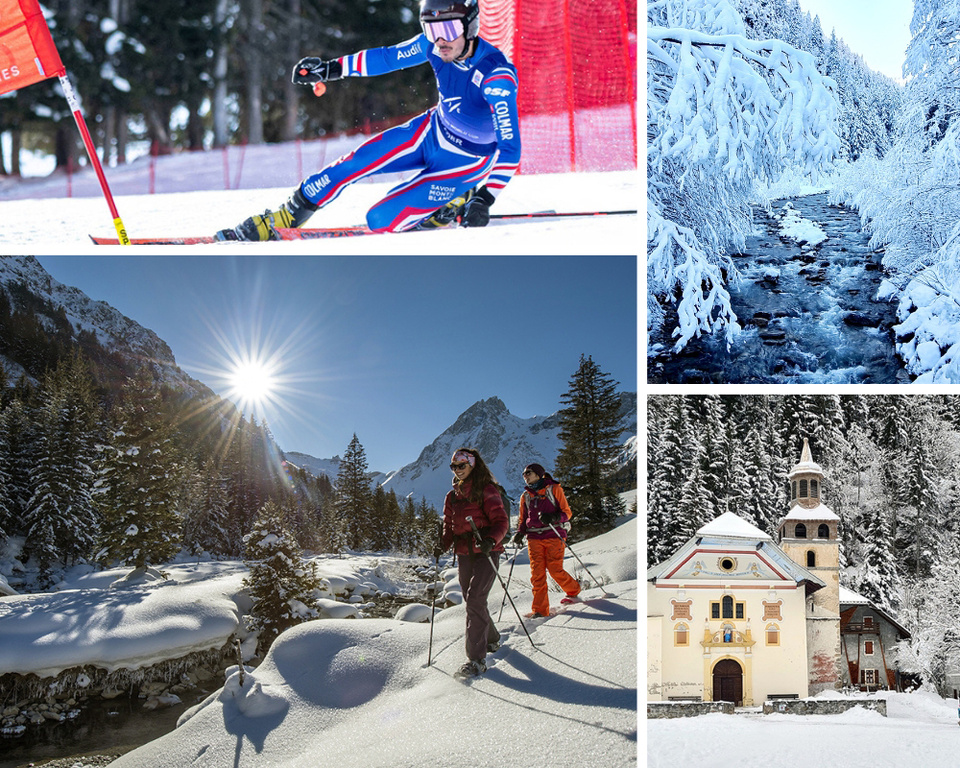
[839,586,870,605]
[782,503,840,521]
[787,437,824,479]
[697,511,773,541]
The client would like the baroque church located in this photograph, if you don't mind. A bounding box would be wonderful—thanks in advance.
[647,439,908,705]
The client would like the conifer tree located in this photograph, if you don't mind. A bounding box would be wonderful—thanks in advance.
[855,508,900,612]
[96,370,181,568]
[556,355,625,536]
[0,405,15,542]
[23,355,101,582]
[335,434,373,551]
[243,500,322,653]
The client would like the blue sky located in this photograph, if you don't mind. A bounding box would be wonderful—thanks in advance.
[796,0,911,81]
[36,255,637,472]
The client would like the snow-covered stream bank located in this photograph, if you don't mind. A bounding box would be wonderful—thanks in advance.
[649,193,904,383]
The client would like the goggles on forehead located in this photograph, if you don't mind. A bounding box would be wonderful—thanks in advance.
[422,18,464,43]
[451,450,476,467]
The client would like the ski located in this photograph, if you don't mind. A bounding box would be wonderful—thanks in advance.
[88,209,637,246]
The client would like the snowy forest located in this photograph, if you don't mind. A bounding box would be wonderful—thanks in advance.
[647,0,960,381]
[647,394,960,692]
[0,0,434,173]
[0,285,443,591]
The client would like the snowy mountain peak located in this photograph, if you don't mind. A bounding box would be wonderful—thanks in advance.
[0,256,208,396]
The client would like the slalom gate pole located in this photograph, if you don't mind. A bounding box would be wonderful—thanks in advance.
[547,522,609,595]
[497,544,521,622]
[466,517,536,649]
[58,73,130,245]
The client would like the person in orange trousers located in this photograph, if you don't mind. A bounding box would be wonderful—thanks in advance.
[513,463,581,617]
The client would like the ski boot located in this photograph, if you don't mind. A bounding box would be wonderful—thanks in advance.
[217,187,318,241]
[415,188,476,230]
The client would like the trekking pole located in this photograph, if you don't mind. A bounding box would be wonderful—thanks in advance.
[427,551,440,666]
[466,517,537,649]
[427,521,443,666]
[547,522,611,595]
[497,543,521,622]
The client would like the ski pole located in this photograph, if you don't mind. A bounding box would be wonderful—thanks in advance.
[428,520,443,666]
[466,517,536,649]
[547,522,610,595]
[427,551,440,667]
[497,543,522,622]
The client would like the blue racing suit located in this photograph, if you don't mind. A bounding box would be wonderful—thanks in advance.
[299,34,521,232]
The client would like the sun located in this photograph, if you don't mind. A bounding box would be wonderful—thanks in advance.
[226,357,279,412]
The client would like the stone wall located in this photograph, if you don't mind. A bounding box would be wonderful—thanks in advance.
[647,701,734,719]
[762,698,887,716]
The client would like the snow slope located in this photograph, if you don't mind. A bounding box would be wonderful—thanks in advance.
[0,517,638,767]
[0,139,638,253]
[649,687,960,768]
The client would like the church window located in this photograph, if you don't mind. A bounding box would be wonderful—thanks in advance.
[806,551,816,567]
[765,623,780,645]
[817,524,829,539]
[811,479,819,498]
[791,481,797,500]
[674,623,689,646]
[795,523,807,539]
[800,479,808,497]
[865,641,874,655]
[719,557,736,572]
[711,596,745,620]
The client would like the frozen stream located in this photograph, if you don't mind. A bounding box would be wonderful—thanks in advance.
[649,193,908,383]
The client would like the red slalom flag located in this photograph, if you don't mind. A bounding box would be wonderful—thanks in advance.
[0,0,130,244]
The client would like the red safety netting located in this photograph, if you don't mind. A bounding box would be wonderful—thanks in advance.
[481,0,636,174]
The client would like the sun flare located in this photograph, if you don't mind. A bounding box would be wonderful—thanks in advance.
[227,357,279,411]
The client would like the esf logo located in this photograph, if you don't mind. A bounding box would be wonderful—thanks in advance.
[484,87,510,98]
[493,101,514,140]
[1,65,21,81]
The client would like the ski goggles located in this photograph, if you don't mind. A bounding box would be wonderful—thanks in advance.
[450,450,476,469]
[422,18,464,43]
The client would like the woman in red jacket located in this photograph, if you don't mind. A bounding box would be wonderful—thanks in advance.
[513,463,581,617]
[437,447,509,678]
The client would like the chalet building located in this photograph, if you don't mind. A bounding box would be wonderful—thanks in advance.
[839,586,910,691]
[647,438,858,705]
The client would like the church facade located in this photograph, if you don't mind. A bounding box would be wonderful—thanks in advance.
[647,439,842,705]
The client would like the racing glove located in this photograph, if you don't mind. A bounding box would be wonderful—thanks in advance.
[292,57,343,85]
[460,185,495,227]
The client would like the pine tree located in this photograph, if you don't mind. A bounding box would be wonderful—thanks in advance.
[95,371,181,569]
[334,435,373,551]
[855,508,900,613]
[243,500,322,654]
[23,355,101,583]
[556,355,625,536]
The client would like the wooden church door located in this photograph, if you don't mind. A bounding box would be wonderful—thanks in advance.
[713,659,743,706]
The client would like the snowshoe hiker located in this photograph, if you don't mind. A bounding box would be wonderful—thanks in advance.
[514,463,581,617]
[217,0,520,241]
[435,448,508,678]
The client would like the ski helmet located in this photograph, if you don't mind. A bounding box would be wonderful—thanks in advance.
[419,0,480,42]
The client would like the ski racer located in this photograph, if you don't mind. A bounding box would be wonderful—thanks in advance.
[218,0,521,241]
[513,463,581,617]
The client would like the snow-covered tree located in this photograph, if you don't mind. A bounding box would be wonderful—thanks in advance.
[96,371,182,568]
[23,356,101,583]
[647,0,840,350]
[243,500,322,653]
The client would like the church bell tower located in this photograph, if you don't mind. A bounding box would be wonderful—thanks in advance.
[777,437,841,695]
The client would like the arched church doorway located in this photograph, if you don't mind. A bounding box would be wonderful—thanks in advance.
[712,658,743,706]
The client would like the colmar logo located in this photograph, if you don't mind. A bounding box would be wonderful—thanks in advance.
[303,174,331,198]
[493,100,514,140]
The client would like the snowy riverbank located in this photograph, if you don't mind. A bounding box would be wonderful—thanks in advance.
[0,516,637,767]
